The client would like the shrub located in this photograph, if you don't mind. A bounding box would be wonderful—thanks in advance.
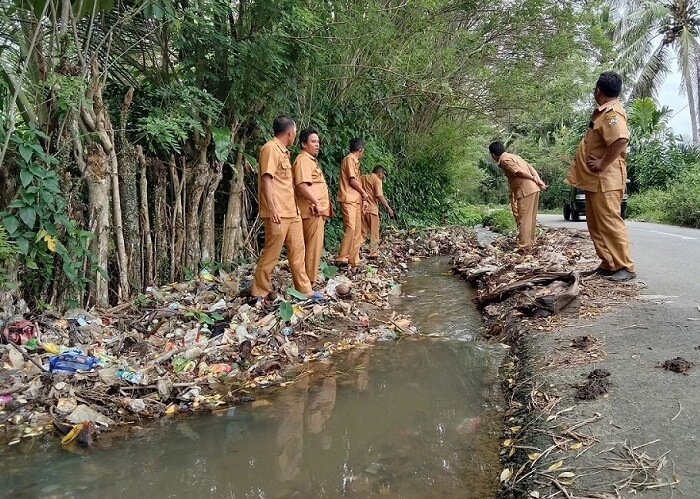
[662,167,700,228]
[0,223,17,289]
[627,189,669,223]
[451,204,489,226]
[482,207,515,234]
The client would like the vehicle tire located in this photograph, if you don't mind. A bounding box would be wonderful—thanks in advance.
[621,204,627,219]
[571,209,580,222]
[564,203,571,221]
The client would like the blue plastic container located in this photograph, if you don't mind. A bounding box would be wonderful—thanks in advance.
[48,351,98,373]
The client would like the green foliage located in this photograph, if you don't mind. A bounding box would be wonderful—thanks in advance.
[0,223,17,288]
[286,287,308,300]
[183,308,224,325]
[450,205,489,227]
[212,127,233,162]
[278,301,293,322]
[323,217,344,253]
[661,167,700,228]
[134,83,223,155]
[0,125,98,296]
[629,166,700,228]
[627,189,669,223]
[626,98,698,192]
[320,261,337,279]
[482,208,516,235]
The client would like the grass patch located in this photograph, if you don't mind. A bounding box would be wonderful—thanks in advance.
[627,190,669,223]
[482,207,516,234]
[662,167,700,228]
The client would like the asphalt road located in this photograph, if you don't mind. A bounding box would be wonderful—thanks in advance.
[535,213,700,496]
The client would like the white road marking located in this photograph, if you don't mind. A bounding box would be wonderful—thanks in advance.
[633,228,697,240]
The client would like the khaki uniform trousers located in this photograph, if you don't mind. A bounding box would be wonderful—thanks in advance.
[585,190,635,272]
[301,215,325,284]
[252,216,312,298]
[514,191,539,247]
[361,213,380,256]
[337,201,363,265]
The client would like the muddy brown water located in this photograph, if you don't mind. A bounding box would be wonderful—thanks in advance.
[1,257,503,498]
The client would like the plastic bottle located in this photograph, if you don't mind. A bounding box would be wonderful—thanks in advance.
[116,369,144,384]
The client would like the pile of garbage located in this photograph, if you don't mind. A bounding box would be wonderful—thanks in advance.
[451,226,639,340]
[0,226,479,450]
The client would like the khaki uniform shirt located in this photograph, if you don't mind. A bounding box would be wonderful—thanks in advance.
[292,150,331,218]
[566,99,629,192]
[498,152,541,199]
[337,153,362,203]
[257,137,298,218]
[361,173,383,215]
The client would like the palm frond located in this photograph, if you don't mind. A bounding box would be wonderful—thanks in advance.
[631,42,672,98]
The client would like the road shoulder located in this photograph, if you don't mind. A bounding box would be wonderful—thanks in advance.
[454,227,698,497]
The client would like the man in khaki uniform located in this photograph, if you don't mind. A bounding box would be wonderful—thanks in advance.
[566,71,636,281]
[293,128,332,283]
[251,116,325,302]
[489,142,546,247]
[361,166,394,258]
[335,138,369,267]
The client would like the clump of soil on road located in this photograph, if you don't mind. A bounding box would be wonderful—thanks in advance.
[571,335,597,349]
[575,368,611,400]
[660,357,694,374]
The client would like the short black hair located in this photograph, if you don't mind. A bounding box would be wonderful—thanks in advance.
[349,138,364,152]
[273,115,296,135]
[488,141,506,156]
[596,71,622,98]
[299,128,318,146]
[372,165,385,174]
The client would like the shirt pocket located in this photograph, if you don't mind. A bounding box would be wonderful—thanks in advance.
[278,157,291,178]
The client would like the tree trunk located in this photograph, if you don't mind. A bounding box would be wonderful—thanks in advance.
[84,142,111,307]
[81,58,130,300]
[200,160,223,263]
[686,77,698,145]
[136,146,154,286]
[221,139,248,263]
[117,87,142,291]
[169,155,185,282]
[152,158,170,283]
[184,127,212,271]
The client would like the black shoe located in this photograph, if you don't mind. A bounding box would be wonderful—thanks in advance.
[594,266,615,277]
[582,266,614,277]
[606,269,637,282]
[334,260,349,268]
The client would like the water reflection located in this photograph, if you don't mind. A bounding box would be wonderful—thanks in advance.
[1,257,502,499]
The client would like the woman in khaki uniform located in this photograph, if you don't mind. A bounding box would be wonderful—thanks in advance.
[565,71,636,282]
[251,116,325,303]
[489,142,546,247]
[293,128,332,283]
